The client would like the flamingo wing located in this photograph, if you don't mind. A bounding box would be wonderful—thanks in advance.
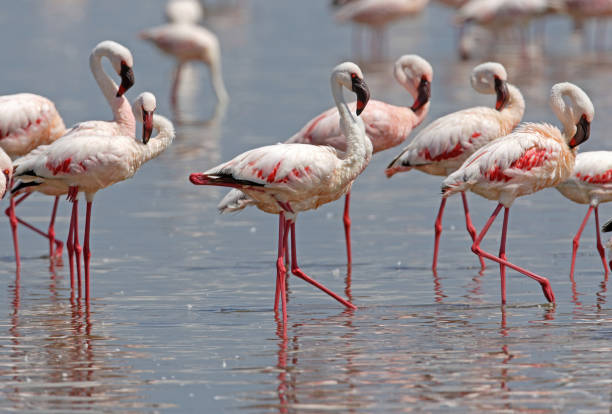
[389,107,503,169]
[571,151,612,186]
[204,143,341,192]
[443,122,565,193]
[14,134,139,189]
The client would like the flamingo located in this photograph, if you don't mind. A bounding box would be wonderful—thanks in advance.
[386,62,524,272]
[4,40,136,271]
[335,0,430,60]
[0,93,66,264]
[189,62,371,325]
[166,0,204,23]
[555,152,612,278]
[441,82,594,304]
[12,92,174,301]
[140,21,229,111]
[455,0,562,59]
[219,54,432,267]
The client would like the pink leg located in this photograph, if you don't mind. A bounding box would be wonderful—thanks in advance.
[274,214,285,312]
[48,196,63,259]
[6,193,64,259]
[461,192,486,271]
[594,206,609,277]
[343,192,352,268]
[471,203,555,303]
[289,222,356,310]
[7,196,21,270]
[72,199,83,298]
[274,212,289,325]
[499,207,509,305]
[67,201,77,293]
[432,197,447,272]
[570,206,593,278]
[83,201,93,302]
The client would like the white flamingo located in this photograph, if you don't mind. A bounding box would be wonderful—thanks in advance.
[335,0,430,59]
[189,62,371,325]
[442,82,594,304]
[5,40,136,271]
[166,0,204,23]
[140,21,228,110]
[386,62,524,272]
[219,55,432,267]
[556,151,612,278]
[12,92,174,301]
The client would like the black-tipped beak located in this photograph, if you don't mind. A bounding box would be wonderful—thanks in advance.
[142,110,154,144]
[351,76,370,116]
[411,76,431,112]
[569,114,590,148]
[494,76,509,111]
[117,62,135,97]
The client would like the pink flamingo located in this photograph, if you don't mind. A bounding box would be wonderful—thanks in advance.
[335,0,430,59]
[140,21,228,110]
[189,62,371,325]
[0,93,66,264]
[556,151,612,278]
[219,54,432,267]
[5,40,136,271]
[442,82,595,304]
[386,62,524,272]
[12,92,174,301]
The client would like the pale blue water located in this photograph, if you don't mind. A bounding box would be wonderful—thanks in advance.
[1,1,612,412]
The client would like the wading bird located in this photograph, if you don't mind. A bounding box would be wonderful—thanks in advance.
[441,82,594,304]
[386,62,524,272]
[189,62,370,325]
[12,93,174,301]
[219,55,432,267]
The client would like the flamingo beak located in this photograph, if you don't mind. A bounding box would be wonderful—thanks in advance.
[1,170,9,200]
[142,110,154,144]
[116,62,135,97]
[411,76,431,112]
[569,114,590,148]
[351,76,370,116]
[494,76,509,111]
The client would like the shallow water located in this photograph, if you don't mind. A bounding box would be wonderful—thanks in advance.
[2,0,612,412]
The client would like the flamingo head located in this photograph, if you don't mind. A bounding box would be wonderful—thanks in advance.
[132,92,157,144]
[550,82,594,148]
[332,62,370,116]
[103,41,135,97]
[471,62,510,111]
[394,55,432,112]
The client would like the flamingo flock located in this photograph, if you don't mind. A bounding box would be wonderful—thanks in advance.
[4,0,612,332]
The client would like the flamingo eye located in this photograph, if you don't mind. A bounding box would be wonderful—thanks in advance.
[351,73,357,79]
[2,169,9,177]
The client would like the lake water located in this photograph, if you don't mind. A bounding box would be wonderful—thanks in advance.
[1,0,612,412]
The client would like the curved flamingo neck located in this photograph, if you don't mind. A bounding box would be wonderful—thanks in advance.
[331,77,367,169]
[141,115,175,164]
[550,84,580,141]
[499,83,525,130]
[89,49,136,136]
